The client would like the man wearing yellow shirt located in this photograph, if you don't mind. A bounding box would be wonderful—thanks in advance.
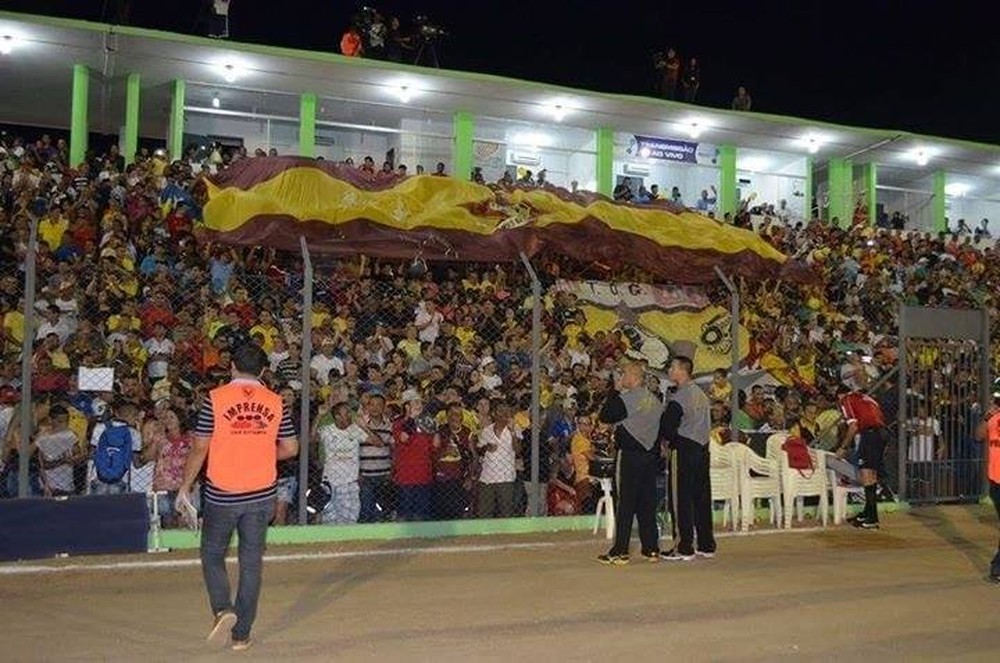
[570,414,596,510]
[248,311,280,353]
[38,212,69,252]
[396,325,422,361]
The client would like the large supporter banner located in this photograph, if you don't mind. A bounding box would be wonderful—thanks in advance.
[555,280,748,374]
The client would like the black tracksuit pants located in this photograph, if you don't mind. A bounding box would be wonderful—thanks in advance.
[609,448,660,557]
[671,437,715,555]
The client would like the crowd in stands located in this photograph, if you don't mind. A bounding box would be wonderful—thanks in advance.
[0,127,992,527]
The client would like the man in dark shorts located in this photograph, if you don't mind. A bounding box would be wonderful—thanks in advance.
[836,384,887,530]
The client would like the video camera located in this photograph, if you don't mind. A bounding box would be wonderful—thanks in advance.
[414,14,448,40]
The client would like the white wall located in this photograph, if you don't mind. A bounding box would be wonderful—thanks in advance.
[314,127,393,164]
[877,188,935,231]
[946,197,1000,230]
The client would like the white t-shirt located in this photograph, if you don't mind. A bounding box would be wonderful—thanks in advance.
[415,306,444,344]
[310,353,344,386]
[478,424,517,484]
[36,429,78,493]
[482,373,503,392]
[907,417,940,463]
[319,422,366,486]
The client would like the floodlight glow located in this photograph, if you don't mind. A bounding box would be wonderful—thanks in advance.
[396,85,412,103]
[912,149,929,167]
[0,35,16,55]
[549,104,567,122]
[216,60,248,83]
[686,122,703,139]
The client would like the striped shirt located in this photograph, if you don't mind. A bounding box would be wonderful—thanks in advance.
[359,415,393,477]
[195,382,296,506]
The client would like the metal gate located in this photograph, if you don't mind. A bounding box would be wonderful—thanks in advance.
[897,306,991,503]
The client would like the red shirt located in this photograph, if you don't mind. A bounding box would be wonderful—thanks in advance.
[392,418,434,486]
[839,392,885,431]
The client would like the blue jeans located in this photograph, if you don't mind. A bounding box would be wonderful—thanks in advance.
[359,475,393,523]
[200,497,275,641]
[396,484,431,522]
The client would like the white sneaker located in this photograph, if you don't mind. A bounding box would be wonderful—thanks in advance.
[207,610,237,644]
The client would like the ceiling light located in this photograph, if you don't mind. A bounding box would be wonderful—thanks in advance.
[212,94,221,108]
[550,104,566,122]
[686,122,703,139]
[912,149,929,167]
[215,60,247,83]
[396,85,412,103]
[0,35,16,55]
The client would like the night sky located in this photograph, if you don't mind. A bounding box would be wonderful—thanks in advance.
[6,1,998,144]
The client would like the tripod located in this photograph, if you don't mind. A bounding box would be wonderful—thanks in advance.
[413,38,440,68]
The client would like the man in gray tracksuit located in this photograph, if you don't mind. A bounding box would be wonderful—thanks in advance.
[660,355,716,561]
[597,361,664,566]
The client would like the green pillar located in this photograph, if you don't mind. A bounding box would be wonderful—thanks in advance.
[804,156,813,220]
[827,158,850,226]
[718,144,737,216]
[453,111,474,180]
[299,93,317,158]
[861,162,877,225]
[124,73,141,166]
[69,64,89,168]
[168,79,185,161]
[596,127,614,197]
[933,170,947,233]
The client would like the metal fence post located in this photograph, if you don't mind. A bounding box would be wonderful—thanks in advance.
[17,215,39,498]
[980,307,992,498]
[519,252,542,517]
[714,267,740,445]
[896,310,908,502]
[297,237,314,525]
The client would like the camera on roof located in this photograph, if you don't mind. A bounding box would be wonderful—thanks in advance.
[415,15,448,39]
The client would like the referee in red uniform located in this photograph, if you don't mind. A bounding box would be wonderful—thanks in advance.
[836,384,887,529]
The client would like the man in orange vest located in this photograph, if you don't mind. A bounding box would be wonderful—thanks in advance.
[178,343,299,651]
[340,25,363,57]
[976,389,1000,583]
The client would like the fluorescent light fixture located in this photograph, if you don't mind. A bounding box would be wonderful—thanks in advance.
[805,135,822,154]
[0,34,16,55]
[945,182,971,197]
[686,122,703,139]
[212,94,221,108]
[396,85,412,103]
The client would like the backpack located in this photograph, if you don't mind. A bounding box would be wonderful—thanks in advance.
[94,423,134,484]
[781,436,814,478]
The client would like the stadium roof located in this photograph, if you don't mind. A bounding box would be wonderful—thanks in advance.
[2,10,999,188]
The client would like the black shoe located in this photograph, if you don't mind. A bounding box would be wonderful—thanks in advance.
[858,520,880,530]
[597,553,630,566]
[640,550,661,563]
[988,573,1000,584]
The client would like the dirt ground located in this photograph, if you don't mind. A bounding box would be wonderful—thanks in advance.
[4,506,1000,662]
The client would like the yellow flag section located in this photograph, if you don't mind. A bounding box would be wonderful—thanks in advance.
[202,163,784,264]
[576,305,749,374]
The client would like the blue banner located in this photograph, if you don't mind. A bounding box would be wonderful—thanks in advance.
[627,135,708,163]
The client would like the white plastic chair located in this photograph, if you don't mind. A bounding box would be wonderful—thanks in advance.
[729,443,783,532]
[780,446,830,529]
[766,432,830,529]
[709,442,740,532]
[592,477,615,540]
[821,451,864,524]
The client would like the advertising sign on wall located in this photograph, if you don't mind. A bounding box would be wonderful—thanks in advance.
[626,135,718,165]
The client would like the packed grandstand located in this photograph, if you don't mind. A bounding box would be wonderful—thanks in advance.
[0,133,993,524]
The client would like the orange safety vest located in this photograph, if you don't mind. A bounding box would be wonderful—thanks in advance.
[988,413,1000,484]
[206,380,283,493]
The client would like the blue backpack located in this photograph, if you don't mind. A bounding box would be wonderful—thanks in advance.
[94,423,134,484]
